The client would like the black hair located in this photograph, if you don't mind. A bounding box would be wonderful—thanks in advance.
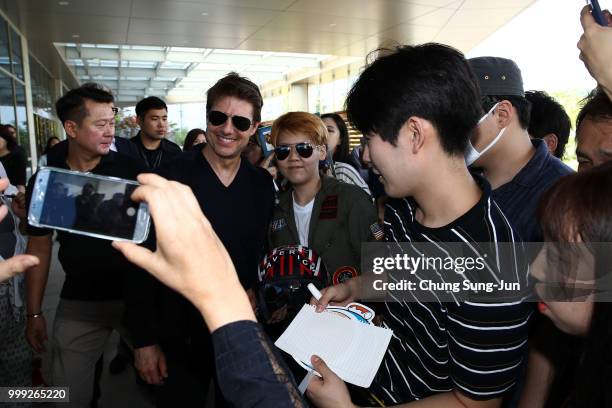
[0,126,16,150]
[43,136,61,154]
[206,72,263,123]
[183,128,206,151]
[135,96,168,118]
[538,161,612,407]
[525,90,571,158]
[345,43,481,155]
[321,113,350,163]
[55,83,114,125]
[481,94,531,131]
[576,87,612,131]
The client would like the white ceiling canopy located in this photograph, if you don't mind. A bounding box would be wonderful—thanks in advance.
[54,42,348,104]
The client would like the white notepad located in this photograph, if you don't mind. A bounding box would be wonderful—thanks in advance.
[274,304,393,388]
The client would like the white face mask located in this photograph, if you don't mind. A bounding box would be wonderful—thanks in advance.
[465,102,506,166]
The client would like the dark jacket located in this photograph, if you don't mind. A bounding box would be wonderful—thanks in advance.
[269,176,380,284]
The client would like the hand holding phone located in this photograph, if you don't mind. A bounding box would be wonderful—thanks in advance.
[28,167,150,243]
[579,3,612,99]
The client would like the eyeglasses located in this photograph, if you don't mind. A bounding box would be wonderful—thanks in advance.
[112,107,119,115]
[208,110,253,132]
[274,142,316,161]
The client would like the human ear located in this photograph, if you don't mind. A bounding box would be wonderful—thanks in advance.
[405,117,426,154]
[64,121,78,139]
[542,133,558,155]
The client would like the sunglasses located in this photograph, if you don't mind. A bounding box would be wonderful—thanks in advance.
[274,142,317,161]
[208,110,253,132]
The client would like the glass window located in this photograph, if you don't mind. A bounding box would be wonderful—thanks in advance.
[29,55,54,113]
[0,71,15,126]
[9,27,23,80]
[0,19,10,74]
[14,82,30,163]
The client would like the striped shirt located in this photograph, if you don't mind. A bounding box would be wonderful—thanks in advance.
[332,161,371,196]
[369,174,531,404]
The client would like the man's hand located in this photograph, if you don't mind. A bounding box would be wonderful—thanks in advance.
[306,355,354,408]
[113,174,255,332]
[310,279,358,312]
[134,345,168,385]
[578,5,612,98]
[26,316,48,353]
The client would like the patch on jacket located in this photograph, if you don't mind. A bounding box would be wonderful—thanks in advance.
[271,218,287,232]
[370,223,384,241]
[319,195,338,219]
[332,266,358,285]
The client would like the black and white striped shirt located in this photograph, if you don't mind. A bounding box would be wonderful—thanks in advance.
[369,175,531,404]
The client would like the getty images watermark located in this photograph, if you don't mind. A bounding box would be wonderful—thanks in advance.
[360,242,612,303]
[371,253,520,293]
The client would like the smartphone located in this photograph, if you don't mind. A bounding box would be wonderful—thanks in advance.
[588,0,608,26]
[257,125,275,158]
[28,167,150,243]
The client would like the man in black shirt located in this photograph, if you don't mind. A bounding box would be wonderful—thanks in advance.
[24,83,145,407]
[131,97,182,170]
[125,72,275,406]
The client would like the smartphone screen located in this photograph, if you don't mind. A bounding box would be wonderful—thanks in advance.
[30,168,149,242]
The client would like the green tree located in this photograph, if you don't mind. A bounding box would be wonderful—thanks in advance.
[549,88,591,170]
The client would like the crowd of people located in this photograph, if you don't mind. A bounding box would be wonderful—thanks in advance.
[0,4,611,408]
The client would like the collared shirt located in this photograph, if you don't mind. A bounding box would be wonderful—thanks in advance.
[492,139,574,243]
[26,150,145,301]
[370,174,531,404]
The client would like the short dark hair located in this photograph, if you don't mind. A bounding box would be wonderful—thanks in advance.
[0,126,16,150]
[55,82,114,125]
[206,72,263,123]
[525,90,571,158]
[135,96,167,118]
[481,94,531,130]
[321,113,350,163]
[183,128,206,151]
[345,43,482,155]
[576,87,612,131]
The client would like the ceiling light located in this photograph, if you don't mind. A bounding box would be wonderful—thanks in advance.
[329,23,336,27]
[72,34,80,38]
[201,12,208,16]
[58,1,69,5]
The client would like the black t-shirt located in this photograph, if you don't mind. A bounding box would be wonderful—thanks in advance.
[131,132,183,170]
[125,148,274,347]
[370,174,531,403]
[159,148,275,289]
[0,150,27,186]
[26,151,146,301]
